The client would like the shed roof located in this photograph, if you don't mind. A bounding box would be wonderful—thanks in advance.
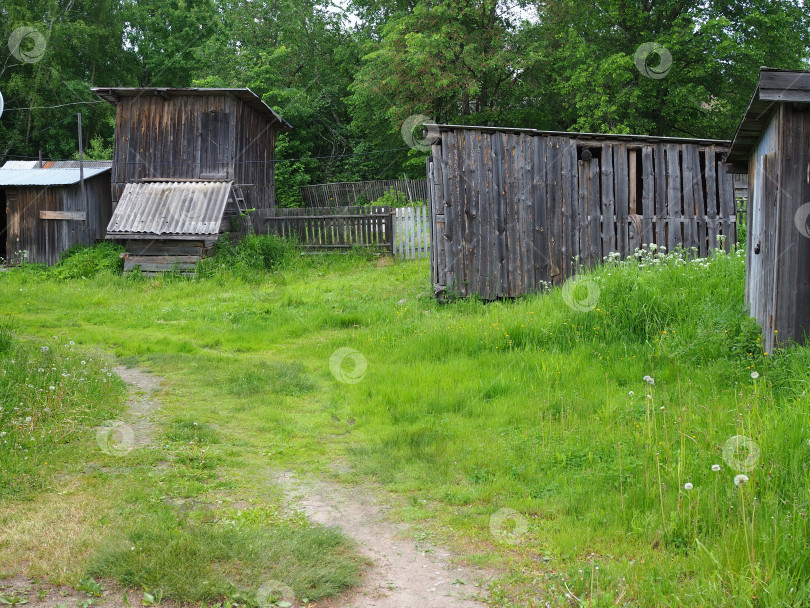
[50,160,113,169]
[92,87,293,130]
[728,68,810,165]
[0,167,110,186]
[429,124,731,147]
[1,161,38,170]
[106,180,232,239]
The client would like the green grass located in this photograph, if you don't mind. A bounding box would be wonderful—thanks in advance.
[1,241,810,607]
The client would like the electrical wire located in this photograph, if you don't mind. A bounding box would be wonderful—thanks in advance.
[2,100,106,112]
[1,147,413,164]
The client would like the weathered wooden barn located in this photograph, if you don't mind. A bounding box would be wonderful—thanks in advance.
[0,162,112,264]
[427,125,738,299]
[92,87,292,271]
[728,67,810,353]
[93,87,292,210]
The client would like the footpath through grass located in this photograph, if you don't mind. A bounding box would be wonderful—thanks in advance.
[1,241,810,607]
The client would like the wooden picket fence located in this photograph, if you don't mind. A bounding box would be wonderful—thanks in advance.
[393,206,430,259]
[251,205,430,258]
[257,206,392,250]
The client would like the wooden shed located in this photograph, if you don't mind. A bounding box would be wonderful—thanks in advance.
[1,162,112,264]
[427,125,738,300]
[727,67,810,353]
[92,87,292,211]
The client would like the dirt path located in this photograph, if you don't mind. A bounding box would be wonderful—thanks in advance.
[113,365,163,446]
[276,472,490,608]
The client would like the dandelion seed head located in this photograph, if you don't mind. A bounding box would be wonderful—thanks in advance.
[712,464,721,472]
[751,371,759,379]
[734,474,749,486]
[684,483,693,490]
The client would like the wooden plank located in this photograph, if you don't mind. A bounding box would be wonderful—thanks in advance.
[462,131,477,288]
[39,210,86,221]
[641,145,655,245]
[689,147,707,255]
[718,160,736,250]
[562,138,578,279]
[547,137,562,283]
[614,143,630,256]
[494,132,508,296]
[794,105,810,348]
[502,133,513,295]
[627,148,640,255]
[587,157,601,266]
[600,143,616,256]
[681,145,698,252]
[654,143,667,246]
[705,147,719,252]
[665,144,683,250]
[480,131,493,299]
[532,135,549,286]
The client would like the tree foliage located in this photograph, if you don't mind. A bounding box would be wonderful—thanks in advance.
[0,0,808,204]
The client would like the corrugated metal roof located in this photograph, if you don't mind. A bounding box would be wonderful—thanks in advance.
[92,87,293,130]
[50,160,113,169]
[106,180,232,238]
[0,167,110,186]
[1,161,38,170]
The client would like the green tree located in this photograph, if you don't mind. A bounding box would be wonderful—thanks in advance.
[526,0,810,138]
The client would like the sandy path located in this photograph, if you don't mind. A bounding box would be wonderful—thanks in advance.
[276,473,489,608]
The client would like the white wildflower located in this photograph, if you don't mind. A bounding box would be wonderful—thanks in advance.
[734,474,749,486]
[751,371,759,379]
[684,483,693,490]
[712,464,721,472]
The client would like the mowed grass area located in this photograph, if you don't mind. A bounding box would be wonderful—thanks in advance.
[2,241,810,607]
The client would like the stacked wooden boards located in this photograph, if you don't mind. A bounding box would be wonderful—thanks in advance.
[427,125,737,300]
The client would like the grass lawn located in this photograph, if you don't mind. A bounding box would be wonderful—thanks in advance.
[2,240,810,607]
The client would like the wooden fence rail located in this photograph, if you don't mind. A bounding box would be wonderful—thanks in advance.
[300,179,428,207]
[393,206,430,259]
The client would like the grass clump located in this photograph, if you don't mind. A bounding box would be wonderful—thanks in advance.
[51,242,125,279]
[89,512,360,604]
[0,326,125,498]
[197,234,298,279]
